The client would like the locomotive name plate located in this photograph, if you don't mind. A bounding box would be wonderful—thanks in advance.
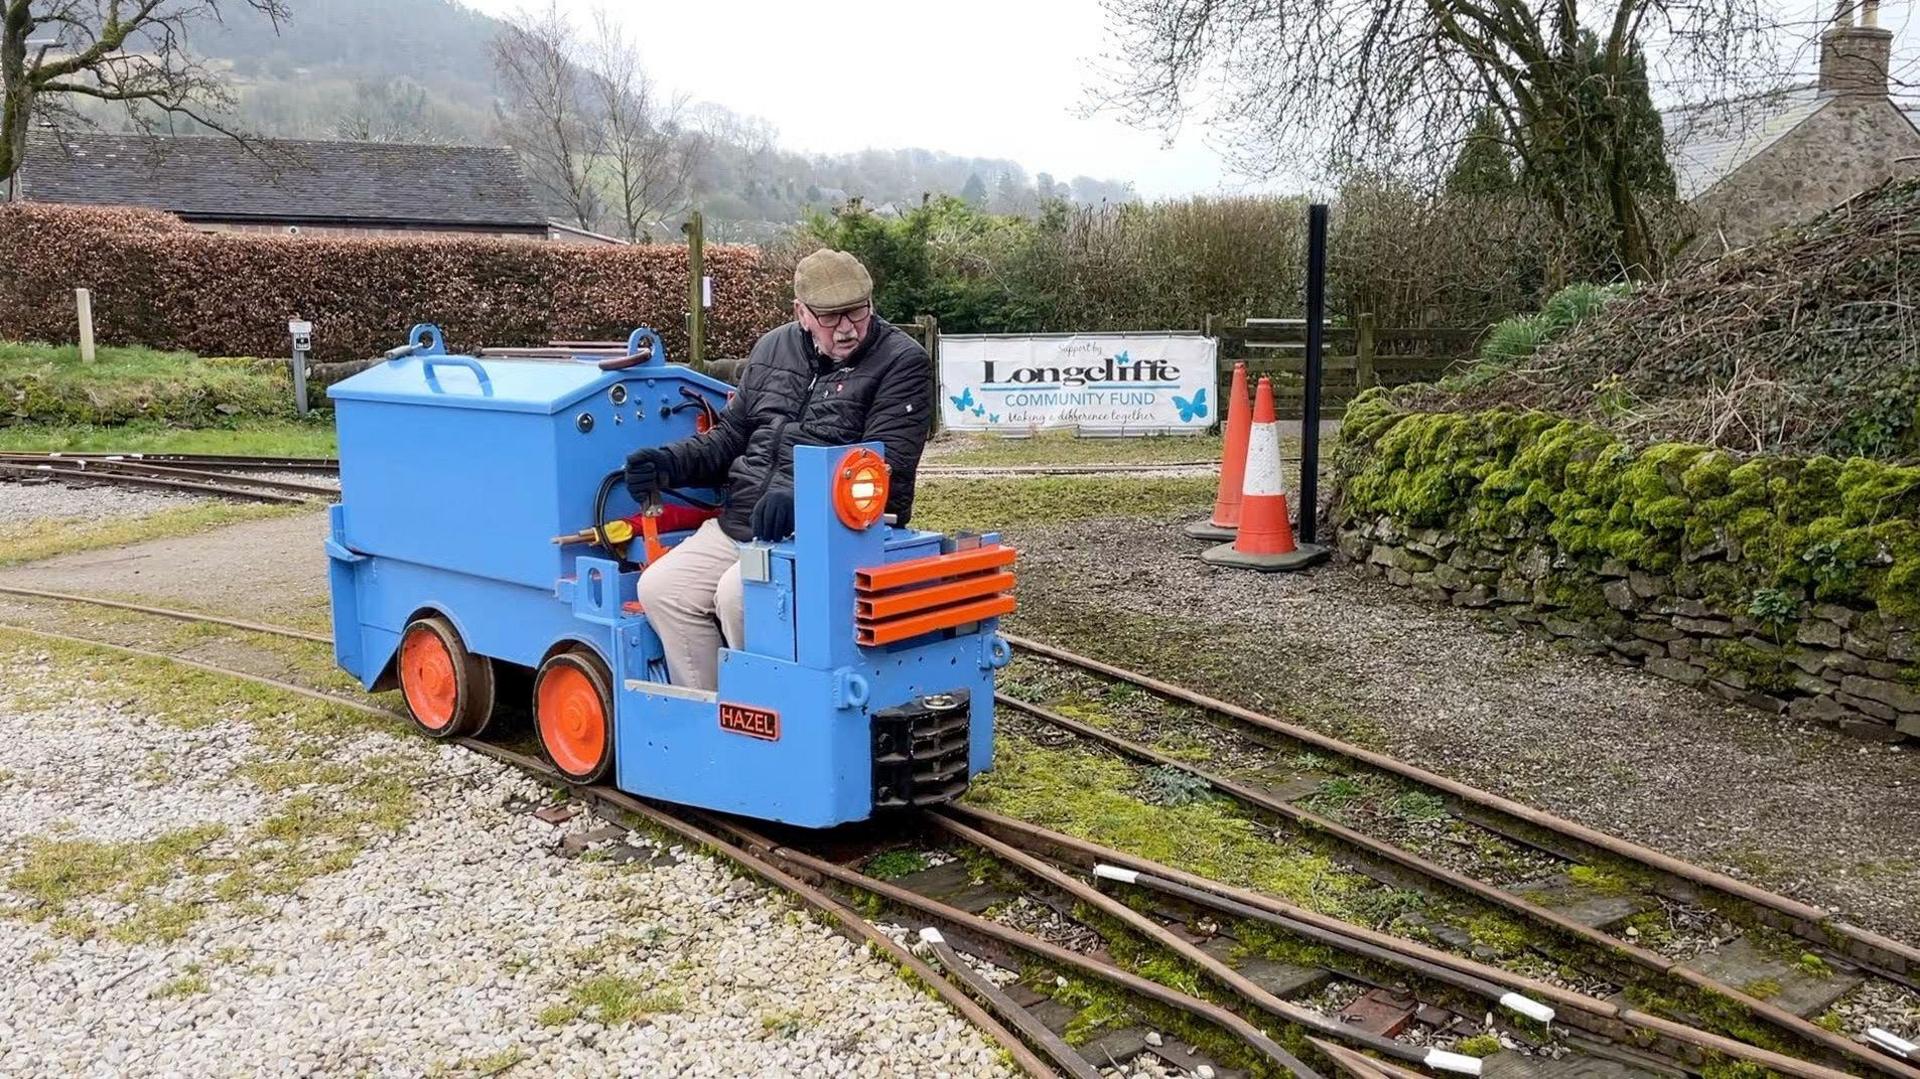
[719,702,780,741]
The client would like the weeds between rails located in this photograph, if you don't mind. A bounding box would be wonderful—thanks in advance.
[997,636,1920,1076]
[0,587,1904,1075]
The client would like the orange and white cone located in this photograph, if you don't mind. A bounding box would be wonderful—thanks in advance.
[1184,361,1252,540]
[1202,377,1330,572]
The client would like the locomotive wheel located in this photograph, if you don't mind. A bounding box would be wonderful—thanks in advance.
[397,615,495,739]
[534,649,615,784]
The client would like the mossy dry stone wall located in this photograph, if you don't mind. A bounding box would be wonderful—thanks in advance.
[1329,395,1920,742]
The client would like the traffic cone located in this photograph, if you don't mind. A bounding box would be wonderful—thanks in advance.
[1183,362,1252,540]
[1202,377,1330,572]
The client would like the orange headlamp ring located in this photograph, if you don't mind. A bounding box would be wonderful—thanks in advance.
[834,448,891,530]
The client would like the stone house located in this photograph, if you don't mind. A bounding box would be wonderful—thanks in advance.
[6,132,553,240]
[1663,1,1920,251]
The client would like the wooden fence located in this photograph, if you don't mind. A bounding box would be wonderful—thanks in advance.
[1208,315,1481,420]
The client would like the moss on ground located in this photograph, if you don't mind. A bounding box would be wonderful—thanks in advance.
[862,850,931,880]
[0,502,308,568]
[0,631,425,942]
[966,739,1371,916]
[0,628,387,741]
[914,476,1214,534]
[1455,1032,1504,1057]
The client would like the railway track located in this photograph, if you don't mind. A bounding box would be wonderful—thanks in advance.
[0,453,338,504]
[0,587,1913,1077]
[997,637,1920,1075]
[0,451,1216,483]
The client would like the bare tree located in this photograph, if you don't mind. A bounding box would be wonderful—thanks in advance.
[334,78,435,143]
[491,1,602,230]
[1093,0,1795,278]
[1,0,288,186]
[584,8,703,242]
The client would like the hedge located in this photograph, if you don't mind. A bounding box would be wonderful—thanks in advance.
[0,204,790,363]
[1334,392,1920,621]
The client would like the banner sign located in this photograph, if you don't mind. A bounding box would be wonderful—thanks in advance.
[937,333,1219,435]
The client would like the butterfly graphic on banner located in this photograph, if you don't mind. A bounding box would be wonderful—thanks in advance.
[1173,388,1208,423]
[948,387,975,413]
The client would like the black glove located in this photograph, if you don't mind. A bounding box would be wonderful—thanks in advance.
[750,489,795,542]
[623,447,672,502]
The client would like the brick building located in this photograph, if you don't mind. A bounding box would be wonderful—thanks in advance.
[1663,0,1920,251]
[6,132,554,240]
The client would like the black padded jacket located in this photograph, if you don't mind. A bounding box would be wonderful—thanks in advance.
[658,317,934,541]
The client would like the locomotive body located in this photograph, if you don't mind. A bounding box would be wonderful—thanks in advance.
[325,325,1012,827]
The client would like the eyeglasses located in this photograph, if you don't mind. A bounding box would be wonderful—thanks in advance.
[804,303,873,330]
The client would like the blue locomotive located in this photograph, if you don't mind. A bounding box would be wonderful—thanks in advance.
[324,325,1014,826]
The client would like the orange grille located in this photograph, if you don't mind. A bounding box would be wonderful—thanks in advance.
[855,544,1017,646]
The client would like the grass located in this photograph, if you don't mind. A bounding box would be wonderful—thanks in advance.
[0,501,309,568]
[0,340,295,426]
[931,430,1228,467]
[761,1010,808,1037]
[540,975,682,1026]
[0,418,337,457]
[150,967,210,999]
[914,475,1215,534]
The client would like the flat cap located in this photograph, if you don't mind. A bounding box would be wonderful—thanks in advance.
[793,248,873,312]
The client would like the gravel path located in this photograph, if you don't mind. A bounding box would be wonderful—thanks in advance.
[1005,515,1920,943]
[0,478,215,525]
[0,651,1013,1078]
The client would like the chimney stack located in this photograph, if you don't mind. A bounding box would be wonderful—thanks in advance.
[1820,0,1893,96]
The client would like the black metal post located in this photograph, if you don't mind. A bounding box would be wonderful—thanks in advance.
[1299,203,1328,545]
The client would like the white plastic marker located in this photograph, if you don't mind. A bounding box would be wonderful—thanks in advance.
[1425,1048,1486,1075]
[1499,991,1556,1024]
[918,927,945,946]
[1092,864,1139,885]
[1867,1028,1916,1059]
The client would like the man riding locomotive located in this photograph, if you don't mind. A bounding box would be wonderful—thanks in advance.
[623,249,936,691]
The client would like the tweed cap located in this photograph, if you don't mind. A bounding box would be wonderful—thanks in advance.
[793,249,874,312]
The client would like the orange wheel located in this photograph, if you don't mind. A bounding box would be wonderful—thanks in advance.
[397,616,494,739]
[535,650,614,783]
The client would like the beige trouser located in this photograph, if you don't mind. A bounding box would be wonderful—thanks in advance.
[636,519,746,691]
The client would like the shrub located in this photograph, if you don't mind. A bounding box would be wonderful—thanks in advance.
[0,203,789,363]
[794,182,1575,334]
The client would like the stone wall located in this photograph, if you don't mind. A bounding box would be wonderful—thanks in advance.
[1336,516,1919,742]
[1329,399,1920,745]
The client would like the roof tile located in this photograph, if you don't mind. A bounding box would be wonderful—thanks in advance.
[17,132,548,228]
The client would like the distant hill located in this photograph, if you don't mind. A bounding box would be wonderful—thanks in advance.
[144,0,1135,239]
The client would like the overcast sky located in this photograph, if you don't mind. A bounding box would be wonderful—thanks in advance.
[458,0,1271,197]
[462,0,1918,199]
